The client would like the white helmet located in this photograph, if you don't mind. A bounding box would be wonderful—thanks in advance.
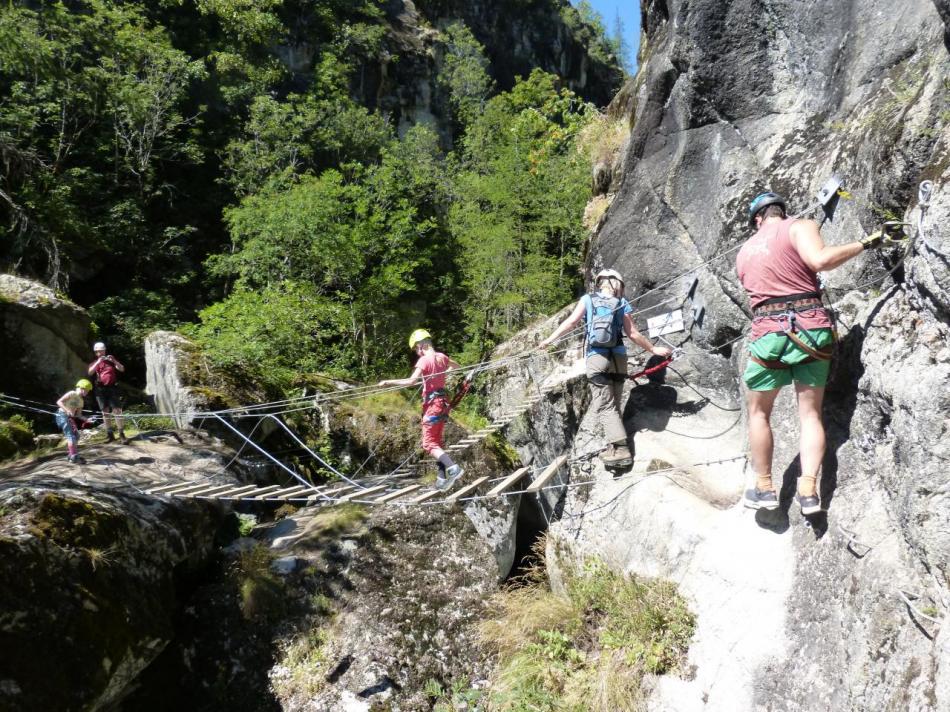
[93,342,106,351]
[594,268,624,286]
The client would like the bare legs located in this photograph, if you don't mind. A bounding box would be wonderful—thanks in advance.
[746,384,826,496]
[794,382,825,496]
[747,387,780,491]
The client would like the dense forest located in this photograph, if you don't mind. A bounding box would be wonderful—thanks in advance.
[0,0,624,389]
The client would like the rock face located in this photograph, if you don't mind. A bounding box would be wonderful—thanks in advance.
[0,274,92,403]
[334,0,623,143]
[485,1,950,710]
[144,331,214,429]
[0,433,232,712]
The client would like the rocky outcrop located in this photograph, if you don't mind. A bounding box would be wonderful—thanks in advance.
[482,1,950,709]
[0,274,92,403]
[144,331,216,429]
[0,433,232,712]
[264,504,497,711]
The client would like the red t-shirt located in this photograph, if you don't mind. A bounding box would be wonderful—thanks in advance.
[416,351,451,398]
[736,218,832,340]
[90,358,120,386]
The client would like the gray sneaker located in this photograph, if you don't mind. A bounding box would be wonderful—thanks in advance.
[744,488,779,510]
[600,443,632,466]
[435,464,464,491]
[797,493,821,515]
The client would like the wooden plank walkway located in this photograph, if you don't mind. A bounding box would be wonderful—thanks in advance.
[525,455,568,493]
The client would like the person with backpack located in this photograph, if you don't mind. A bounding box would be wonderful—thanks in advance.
[55,379,96,464]
[737,191,891,514]
[538,269,672,466]
[87,341,127,444]
[377,329,466,491]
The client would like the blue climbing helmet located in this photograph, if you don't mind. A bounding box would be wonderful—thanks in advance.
[748,192,786,226]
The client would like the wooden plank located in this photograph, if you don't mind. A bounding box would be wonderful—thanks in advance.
[306,485,356,503]
[168,481,228,497]
[214,484,263,499]
[147,481,197,495]
[337,484,387,502]
[248,485,280,499]
[181,484,240,498]
[411,488,444,504]
[275,485,313,500]
[486,466,531,496]
[525,455,568,493]
[375,484,422,503]
[446,476,489,502]
[250,485,305,501]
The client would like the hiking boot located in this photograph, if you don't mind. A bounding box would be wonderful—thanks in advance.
[104,431,115,443]
[435,464,464,491]
[744,488,779,510]
[118,433,129,445]
[797,493,821,515]
[599,443,632,467]
[67,454,86,465]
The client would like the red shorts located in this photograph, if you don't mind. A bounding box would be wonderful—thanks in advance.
[421,396,449,455]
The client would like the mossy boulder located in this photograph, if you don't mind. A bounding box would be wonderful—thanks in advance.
[0,483,225,711]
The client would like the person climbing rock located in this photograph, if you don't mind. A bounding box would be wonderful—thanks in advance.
[87,341,127,444]
[377,329,466,491]
[737,191,890,514]
[538,269,672,468]
[56,379,95,464]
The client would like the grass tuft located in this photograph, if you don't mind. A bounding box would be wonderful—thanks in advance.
[479,541,694,711]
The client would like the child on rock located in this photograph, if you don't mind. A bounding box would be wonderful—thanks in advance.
[56,379,94,464]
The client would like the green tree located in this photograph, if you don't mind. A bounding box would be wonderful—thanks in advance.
[437,22,494,128]
[450,70,594,357]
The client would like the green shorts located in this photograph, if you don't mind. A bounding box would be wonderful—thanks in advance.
[743,328,834,391]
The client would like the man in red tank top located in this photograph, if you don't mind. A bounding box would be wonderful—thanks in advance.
[736,191,885,515]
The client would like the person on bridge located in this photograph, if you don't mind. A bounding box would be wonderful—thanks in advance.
[56,379,94,464]
[737,191,887,514]
[378,329,465,491]
[88,341,127,444]
[538,269,672,467]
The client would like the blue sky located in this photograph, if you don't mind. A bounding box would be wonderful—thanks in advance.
[572,0,641,73]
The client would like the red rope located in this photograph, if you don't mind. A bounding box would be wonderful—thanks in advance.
[629,356,673,381]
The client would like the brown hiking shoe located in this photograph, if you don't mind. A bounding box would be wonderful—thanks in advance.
[600,443,632,466]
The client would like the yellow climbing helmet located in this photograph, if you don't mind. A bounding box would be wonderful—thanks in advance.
[408,328,432,349]
[76,379,93,391]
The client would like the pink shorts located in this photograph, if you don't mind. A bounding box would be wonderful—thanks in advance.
[421,396,449,454]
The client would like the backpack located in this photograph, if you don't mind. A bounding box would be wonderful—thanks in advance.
[586,293,623,349]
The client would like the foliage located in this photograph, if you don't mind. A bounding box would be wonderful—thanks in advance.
[480,549,695,711]
[0,414,35,460]
[450,70,595,359]
[0,0,206,288]
[230,543,285,621]
[0,0,616,391]
[437,22,494,127]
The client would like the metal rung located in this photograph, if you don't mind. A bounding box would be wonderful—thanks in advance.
[337,484,387,502]
[376,484,422,503]
[411,488,444,504]
[215,484,264,499]
[447,476,489,502]
[525,455,568,493]
[487,466,530,496]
